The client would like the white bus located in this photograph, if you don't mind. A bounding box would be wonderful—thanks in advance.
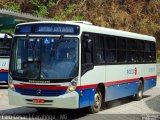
[8,21,156,113]
[0,33,12,83]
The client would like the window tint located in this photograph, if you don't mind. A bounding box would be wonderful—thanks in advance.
[95,35,105,63]
[145,41,151,52]
[127,39,135,50]
[117,37,126,50]
[137,52,144,62]
[151,42,156,51]
[132,40,145,63]
[137,40,144,51]
[127,38,137,63]
[105,36,117,63]
[81,34,93,64]
[145,52,151,62]
[117,51,126,63]
[105,36,116,50]
[151,52,156,62]
[117,37,126,63]
[127,51,136,63]
[105,51,116,63]
[150,42,156,62]
[82,32,156,65]
[144,41,156,62]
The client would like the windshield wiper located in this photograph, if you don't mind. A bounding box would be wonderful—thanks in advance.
[58,35,64,41]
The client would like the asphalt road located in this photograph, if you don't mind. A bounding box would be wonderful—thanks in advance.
[0,77,160,120]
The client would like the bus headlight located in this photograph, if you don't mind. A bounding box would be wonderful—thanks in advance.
[8,75,15,91]
[66,78,78,93]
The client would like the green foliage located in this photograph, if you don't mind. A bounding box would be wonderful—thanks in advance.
[65,4,75,15]
[158,50,160,63]
[53,5,75,21]
[0,29,14,34]
[72,16,84,21]
[157,58,160,63]
[4,2,21,12]
[53,4,84,21]
[33,6,49,17]
[53,16,63,21]
[30,0,55,17]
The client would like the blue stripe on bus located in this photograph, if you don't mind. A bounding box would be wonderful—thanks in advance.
[77,77,157,108]
[0,72,8,82]
[76,88,95,108]
[105,81,139,101]
[144,78,156,91]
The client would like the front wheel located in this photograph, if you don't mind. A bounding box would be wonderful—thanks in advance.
[88,88,102,113]
[134,80,143,101]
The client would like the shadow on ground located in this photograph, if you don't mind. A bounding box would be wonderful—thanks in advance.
[145,95,160,113]
[101,95,150,110]
[0,107,88,120]
[0,95,151,120]
[0,107,155,120]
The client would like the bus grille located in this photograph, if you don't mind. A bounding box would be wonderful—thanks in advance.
[15,88,66,96]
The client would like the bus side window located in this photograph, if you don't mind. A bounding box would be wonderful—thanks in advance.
[150,42,156,62]
[144,41,151,62]
[136,40,144,63]
[144,41,156,63]
[117,37,127,63]
[127,39,136,63]
[81,33,94,75]
[105,36,117,63]
[95,35,105,64]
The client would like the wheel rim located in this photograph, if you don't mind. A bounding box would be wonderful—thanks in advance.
[94,92,101,108]
[138,86,143,98]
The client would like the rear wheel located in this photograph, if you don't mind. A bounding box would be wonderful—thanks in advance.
[88,88,102,113]
[134,80,143,101]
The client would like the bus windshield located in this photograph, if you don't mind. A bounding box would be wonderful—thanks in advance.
[10,37,79,80]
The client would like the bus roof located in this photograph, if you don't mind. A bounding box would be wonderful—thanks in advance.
[16,21,156,42]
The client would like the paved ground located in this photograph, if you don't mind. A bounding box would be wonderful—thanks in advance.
[0,77,160,120]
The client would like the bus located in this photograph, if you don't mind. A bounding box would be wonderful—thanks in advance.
[0,33,12,83]
[8,21,157,113]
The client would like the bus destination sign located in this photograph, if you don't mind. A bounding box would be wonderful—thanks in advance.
[15,23,80,35]
[36,26,75,33]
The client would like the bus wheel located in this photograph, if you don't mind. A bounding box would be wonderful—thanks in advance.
[88,88,102,113]
[134,80,143,101]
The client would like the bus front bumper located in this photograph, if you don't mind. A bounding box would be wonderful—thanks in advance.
[8,89,79,109]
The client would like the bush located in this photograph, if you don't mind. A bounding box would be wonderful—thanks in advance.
[30,0,55,17]
[4,2,21,12]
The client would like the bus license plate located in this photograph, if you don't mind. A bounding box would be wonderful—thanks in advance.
[33,99,44,104]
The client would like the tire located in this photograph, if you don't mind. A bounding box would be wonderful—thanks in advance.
[134,80,143,101]
[88,88,102,113]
